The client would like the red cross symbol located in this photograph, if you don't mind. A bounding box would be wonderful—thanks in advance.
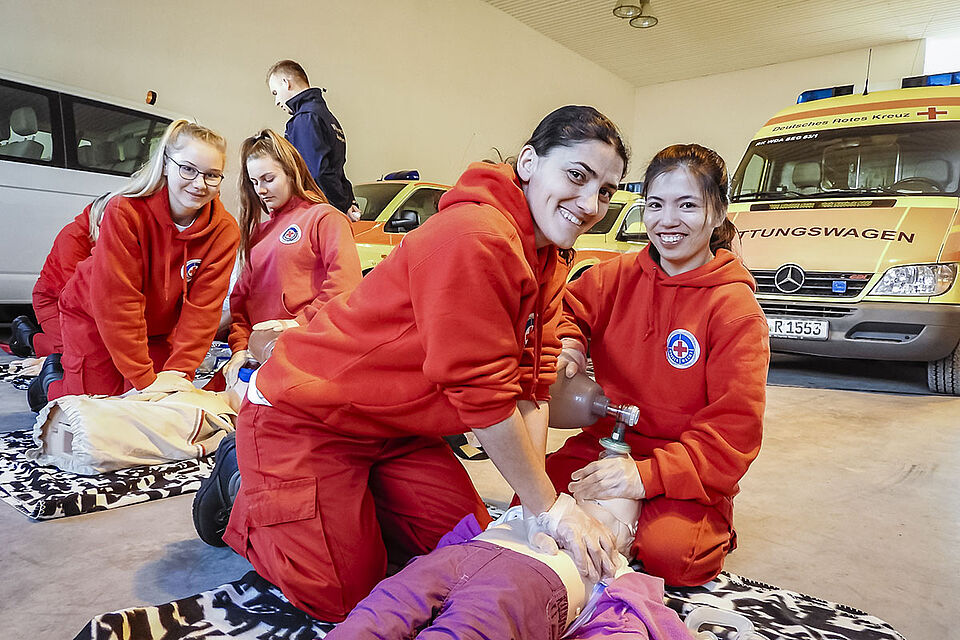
[918,107,947,120]
[671,341,689,359]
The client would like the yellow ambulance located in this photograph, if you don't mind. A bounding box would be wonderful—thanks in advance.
[729,72,960,394]
[568,188,646,280]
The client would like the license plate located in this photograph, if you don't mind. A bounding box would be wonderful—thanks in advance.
[767,316,828,340]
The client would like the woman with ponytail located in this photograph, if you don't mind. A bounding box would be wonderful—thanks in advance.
[550,143,769,588]
[219,129,361,387]
[48,119,240,400]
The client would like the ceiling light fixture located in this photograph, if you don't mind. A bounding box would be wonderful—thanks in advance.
[612,1,643,19]
[629,13,658,28]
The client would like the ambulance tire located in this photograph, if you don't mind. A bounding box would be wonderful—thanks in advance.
[927,342,960,395]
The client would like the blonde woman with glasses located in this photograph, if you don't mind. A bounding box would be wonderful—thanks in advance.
[48,119,240,401]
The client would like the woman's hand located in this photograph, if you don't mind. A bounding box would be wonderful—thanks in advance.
[558,338,587,378]
[140,370,195,394]
[221,349,251,388]
[569,455,646,501]
[530,492,619,582]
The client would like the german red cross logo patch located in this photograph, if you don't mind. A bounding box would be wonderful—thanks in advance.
[279,224,302,244]
[181,259,201,282]
[666,329,700,369]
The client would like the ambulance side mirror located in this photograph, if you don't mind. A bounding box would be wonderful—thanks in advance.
[386,209,419,233]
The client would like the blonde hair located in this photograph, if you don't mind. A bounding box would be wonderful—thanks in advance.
[88,119,227,241]
[237,129,327,263]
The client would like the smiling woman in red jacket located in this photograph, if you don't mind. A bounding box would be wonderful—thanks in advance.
[204,106,631,622]
[551,144,770,588]
[219,129,361,387]
[47,120,240,401]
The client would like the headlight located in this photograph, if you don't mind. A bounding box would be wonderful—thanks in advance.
[869,263,958,296]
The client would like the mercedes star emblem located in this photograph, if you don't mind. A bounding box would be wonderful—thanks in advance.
[774,264,805,294]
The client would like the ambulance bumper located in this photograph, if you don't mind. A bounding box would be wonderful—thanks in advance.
[760,300,960,361]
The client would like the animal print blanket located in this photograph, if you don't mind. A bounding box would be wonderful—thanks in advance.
[75,569,904,640]
[0,429,213,519]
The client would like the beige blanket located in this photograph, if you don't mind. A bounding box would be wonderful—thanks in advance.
[25,389,236,475]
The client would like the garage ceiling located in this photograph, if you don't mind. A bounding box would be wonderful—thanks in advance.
[481,0,960,87]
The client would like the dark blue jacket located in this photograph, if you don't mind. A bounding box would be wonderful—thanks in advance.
[284,88,355,212]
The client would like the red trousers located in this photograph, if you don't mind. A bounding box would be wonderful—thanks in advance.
[33,288,62,357]
[48,307,169,399]
[223,402,491,622]
[545,432,735,587]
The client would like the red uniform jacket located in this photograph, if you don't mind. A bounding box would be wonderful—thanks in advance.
[32,207,93,349]
[254,162,565,436]
[59,190,240,389]
[228,197,361,351]
[558,247,769,520]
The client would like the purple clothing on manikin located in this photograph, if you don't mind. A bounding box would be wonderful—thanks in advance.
[567,573,694,639]
[324,540,568,640]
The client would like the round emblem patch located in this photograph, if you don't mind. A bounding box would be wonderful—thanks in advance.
[279,224,302,244]
[181,259,201,282]
[666,329,700,369]
[523,313,536,346]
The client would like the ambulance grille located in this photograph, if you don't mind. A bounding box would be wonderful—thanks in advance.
[752,270,873,298]
[759,302,856,319]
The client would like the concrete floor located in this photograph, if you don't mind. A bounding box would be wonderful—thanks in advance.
[0,351,955,639]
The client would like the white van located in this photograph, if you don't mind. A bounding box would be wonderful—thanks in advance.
[0,70,175,308]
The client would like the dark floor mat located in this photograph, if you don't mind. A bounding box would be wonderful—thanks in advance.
[0,429,213,519]
[74,568,903,640]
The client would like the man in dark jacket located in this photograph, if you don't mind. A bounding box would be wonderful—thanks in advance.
[266,60,360,219]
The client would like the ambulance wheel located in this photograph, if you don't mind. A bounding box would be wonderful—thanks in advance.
[927,342,960,395]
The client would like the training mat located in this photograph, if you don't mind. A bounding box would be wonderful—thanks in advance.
[0,361,37,390]
[0,429,213,519]
[74,569,904,640]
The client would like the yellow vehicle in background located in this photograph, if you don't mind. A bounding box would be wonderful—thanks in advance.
[729,71,960,394]
[352,176,646,279]
[568,188,646,280]
[351,174,450,274]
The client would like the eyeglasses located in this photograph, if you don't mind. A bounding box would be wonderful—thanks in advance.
[165,154,224,187]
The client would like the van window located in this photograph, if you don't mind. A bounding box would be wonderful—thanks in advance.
[354,183,406,221]
[0,80,58,163]
[586,202,625,235]
[616,205,647,242]
[66,96,169,176]
[388,186,446,227]
[731,122,960,200]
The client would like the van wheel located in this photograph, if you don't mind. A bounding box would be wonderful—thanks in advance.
[927,342,960,394]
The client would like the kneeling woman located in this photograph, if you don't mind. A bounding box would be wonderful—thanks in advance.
[223,106,629,621]
[220,130,362,387]
[550,144,769,586]
[50,120,240,399]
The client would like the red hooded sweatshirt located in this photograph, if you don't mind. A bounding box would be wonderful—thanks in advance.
[228,197,361,351]
[59,190,240,389]
[254,162,564,436]
[33,206,93,348]
[558,247,769,519]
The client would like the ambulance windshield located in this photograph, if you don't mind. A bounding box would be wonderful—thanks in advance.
[731,121,960,201]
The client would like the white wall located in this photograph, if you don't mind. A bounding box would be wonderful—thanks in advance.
[0,0,636,207]
[631,40,926,176]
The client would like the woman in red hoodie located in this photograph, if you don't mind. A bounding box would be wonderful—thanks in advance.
[210,106,629,622]
[219,129,361,387]
[551,144,769,587]
[48,119,240,400]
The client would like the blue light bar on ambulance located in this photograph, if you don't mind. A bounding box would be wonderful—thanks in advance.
[619,181,643,193]
[382,170,420,180]
[901,71,960,88]
[797,84,854,104]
